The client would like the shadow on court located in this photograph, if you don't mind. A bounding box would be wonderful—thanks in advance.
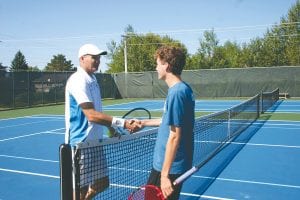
[191,114,271,198]
[265,100,283,113]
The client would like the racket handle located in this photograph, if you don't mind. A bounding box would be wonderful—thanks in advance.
[173,166,198,185]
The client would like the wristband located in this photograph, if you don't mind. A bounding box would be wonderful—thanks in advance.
[111,117,125,128]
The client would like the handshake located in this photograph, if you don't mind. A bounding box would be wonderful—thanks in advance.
[125,119,143,133]
[108,119,144,138]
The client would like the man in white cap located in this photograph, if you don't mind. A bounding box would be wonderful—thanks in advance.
[65,44,139,199]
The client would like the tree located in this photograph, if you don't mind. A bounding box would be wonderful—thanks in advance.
[0,63,7,77]
[106,2,299,71]
[107,25,188,72]
[28,66,41,71]
[281,0,300,65]
[191,30,219,69]
[189,1,300,69]
[246,37,265,67]
[186,54,204,70]
[44,54,74,71]
[0,62,7,71]
[245,0,300,67]
[10,50,28,71]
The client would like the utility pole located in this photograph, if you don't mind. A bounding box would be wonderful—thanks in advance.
[121,35,128,73]
[121,35,129,97]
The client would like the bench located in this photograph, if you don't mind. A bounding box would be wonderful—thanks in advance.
[279,92,289,99]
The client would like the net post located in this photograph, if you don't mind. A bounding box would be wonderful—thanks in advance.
[260,91,264,114]
[59,143,73,200]
[73,148,81,200]
[227,110,231,139]
[257,94,260,119]
[275,88,279,101]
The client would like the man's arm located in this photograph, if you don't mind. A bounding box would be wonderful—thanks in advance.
[140,118,162,127]
[80,102,138,132]
[160,125,181,198]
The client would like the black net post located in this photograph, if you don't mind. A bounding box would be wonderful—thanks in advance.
[73,148,81,200]
[257,93,260,118]
[59,144,73,200]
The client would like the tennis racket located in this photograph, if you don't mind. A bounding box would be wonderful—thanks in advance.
[128,162,212,200]
[128,185,164,200]
[110,107,151,137]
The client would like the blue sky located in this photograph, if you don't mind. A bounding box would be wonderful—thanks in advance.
[0,0,297,71]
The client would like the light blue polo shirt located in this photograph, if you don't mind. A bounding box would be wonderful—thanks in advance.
[153,81,195,174]
[65,67,103,146]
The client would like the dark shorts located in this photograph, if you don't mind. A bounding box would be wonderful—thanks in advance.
[147,168,183,200]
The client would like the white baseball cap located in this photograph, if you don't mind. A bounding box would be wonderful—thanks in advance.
[78,44,107,58]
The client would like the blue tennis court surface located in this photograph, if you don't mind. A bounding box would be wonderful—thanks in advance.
[104,100,243,112]
[104,100,300,113]
[0,100,299,199]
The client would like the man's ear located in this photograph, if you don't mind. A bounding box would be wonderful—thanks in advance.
[166,63,171,73]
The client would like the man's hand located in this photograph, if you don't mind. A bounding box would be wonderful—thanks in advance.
[125,119,142,133]
[160,176,174,199]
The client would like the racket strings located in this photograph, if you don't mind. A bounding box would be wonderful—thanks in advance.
[129,185,165,200]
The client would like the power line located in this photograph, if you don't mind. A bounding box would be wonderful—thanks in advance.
[149,22,300,35]
[126,33,300,46]
[1,22,299,43]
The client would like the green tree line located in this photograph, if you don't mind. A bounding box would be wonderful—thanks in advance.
[108,1,299,72]
[3,1,299,72]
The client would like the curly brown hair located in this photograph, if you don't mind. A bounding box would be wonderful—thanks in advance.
[154,46,186,75]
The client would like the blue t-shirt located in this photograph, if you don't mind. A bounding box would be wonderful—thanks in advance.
[153,81,195,174]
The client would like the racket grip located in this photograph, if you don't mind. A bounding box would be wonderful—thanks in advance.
[173,166,197,185]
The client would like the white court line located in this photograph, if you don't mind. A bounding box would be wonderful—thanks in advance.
[260,126,300,130]
[180,192,236,200]
[229,142,300,149]
[26,116,64,119]
[103,100,150,108]
[274,111,300,113]
[47,131,65,135]
[0,115,34,121]
[258,120,300,124]
[257,122,300,127]
[0,128,65,142]
[193,175,300,189]
[0,168,59,179]
[0,114,63,122]
[109,166,149,173]
[195,140,300,149]
[108,167,300,189]
[1,165,234,200]
[1,163,234,199]
[27,114,64,117]
[0,119,62,129]
[0,154,58,163]
[110,183,235,200]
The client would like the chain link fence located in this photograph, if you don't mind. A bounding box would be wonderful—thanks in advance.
[0,71,120,110]
[0,66,299,110]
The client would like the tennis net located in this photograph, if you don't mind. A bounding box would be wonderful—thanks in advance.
[261,88,279,113]
[60,94,260,200]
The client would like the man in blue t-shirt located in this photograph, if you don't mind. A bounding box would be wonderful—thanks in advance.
[140,46,195,200]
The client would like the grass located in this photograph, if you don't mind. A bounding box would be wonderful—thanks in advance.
[263,112,300,121]
[0,104,65,119]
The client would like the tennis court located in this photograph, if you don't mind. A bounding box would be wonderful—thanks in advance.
[0,98,300,199]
